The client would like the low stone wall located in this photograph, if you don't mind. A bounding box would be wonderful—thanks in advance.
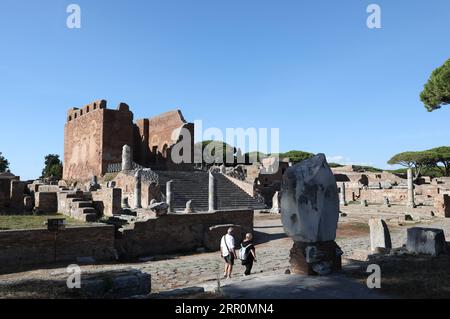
[115,209,254,259]
[359,188,408,204]
[0,225,116,274]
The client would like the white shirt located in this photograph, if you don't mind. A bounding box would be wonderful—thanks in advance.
[220,234,235,257]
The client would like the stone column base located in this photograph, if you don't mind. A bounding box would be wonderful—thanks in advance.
[289,241,343,276]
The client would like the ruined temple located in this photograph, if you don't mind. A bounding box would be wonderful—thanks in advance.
[63,100,194,182]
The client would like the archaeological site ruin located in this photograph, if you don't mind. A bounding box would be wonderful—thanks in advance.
[1,2,450,304]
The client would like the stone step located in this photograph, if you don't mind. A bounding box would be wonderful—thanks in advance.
[72,201,94,209]
[155,170,265,210]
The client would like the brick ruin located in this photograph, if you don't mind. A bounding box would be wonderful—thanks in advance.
[64,100,194,182]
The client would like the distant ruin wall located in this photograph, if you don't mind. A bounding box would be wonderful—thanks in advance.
[63,101,134,182]
[115,209,254,258]
[0,225,116,274]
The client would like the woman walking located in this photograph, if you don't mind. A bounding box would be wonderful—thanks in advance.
[240,233,257,276]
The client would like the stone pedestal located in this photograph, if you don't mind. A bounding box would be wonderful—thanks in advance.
[289,241,342,276]
[281,154,342,276]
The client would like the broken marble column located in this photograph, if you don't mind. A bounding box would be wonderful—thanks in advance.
[209,172,216,212]
[281,153,342,276]
[122,145,132,171]
[339,182,347,206]
[271,191,280,214]
[184,200,195,213]
[166,180,174,213]
[407,168,416,208]
[134,170,142,209]
[369,218,392,253]
[24,195,33,211]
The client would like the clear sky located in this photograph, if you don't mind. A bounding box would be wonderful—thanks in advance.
[0,0,449,180]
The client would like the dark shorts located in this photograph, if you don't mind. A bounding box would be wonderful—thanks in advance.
[224,254,235,266]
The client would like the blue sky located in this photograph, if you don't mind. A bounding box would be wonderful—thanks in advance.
[0,0,449,180]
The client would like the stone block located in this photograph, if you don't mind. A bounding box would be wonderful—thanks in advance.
[369,218,392,252]
[281,154,339,242]
[434,194,450,218]
[35,192,58,213]
[406,227,447,256]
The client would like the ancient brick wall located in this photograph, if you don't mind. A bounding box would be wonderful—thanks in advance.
[0,225,116,274]
[63,101,134,182]
[115,209,254,258]
[134,110,194,169]
[101,104,134,172]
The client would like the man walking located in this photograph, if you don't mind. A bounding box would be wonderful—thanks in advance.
[220,227,237,279]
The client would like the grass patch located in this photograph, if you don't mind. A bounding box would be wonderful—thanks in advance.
[0,213,86,230]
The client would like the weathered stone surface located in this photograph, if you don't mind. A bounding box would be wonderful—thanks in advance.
[281,153,340,242]
[407,168,416,208]
[184,200,195,214]
[64,101,134,182]
[361,199,368,207]
[209,173,216,212]
[149,202,169,217]
[82,269,151,298]
[369,218,392,252]
[24,196,33,211]
[406,227,447,256]
[289,241,342,276]
[92,188,122,217]
[35,192,58,213]
[434,194,450,218]
[339,182,347,206]
[122,145,133,171]
[271,191,280,214]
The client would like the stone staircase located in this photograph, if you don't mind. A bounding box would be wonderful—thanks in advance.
[59,191,99,222]
[156,171,266,212]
